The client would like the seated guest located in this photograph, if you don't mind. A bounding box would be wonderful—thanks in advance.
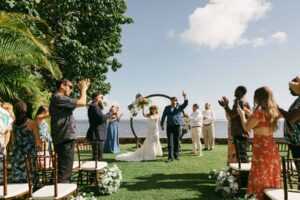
[12,100,42,183]
[237,87,281,200]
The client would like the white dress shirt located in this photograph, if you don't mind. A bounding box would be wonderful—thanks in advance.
[202,110,215,125]
[189,110,203,127]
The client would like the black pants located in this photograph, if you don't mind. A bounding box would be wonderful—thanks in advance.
[289,145,300,189]
[92,140,105,161]
[233,135,249,163]
[54,140,75,183]
[167,125,180,159]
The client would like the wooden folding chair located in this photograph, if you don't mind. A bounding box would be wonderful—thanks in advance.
[0,155,29,199]
[264,157,300,200]
[25,153,77,199]
[229,140,252,190]
[76,139,108,186]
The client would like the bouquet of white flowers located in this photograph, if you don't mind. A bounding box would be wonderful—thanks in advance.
[98,164,122,195]
[213,167,238,198]
[69,192,96,200]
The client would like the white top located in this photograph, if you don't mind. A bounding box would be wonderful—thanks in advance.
[0,107,13,139]
[202,110,215,125]
[189,110,203,127]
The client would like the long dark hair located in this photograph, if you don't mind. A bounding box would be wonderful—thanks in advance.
[35,105,48,119]
[14,100,31,126]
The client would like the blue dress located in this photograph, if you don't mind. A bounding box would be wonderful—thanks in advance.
[104,121,120,153]
[12,121,37,183]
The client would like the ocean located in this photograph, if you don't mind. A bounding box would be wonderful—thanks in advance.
[75,119,285,139]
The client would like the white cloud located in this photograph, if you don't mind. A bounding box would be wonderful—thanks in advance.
[271,31,287,44]
[180,0,286,49]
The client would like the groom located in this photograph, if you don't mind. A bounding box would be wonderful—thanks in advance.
[161,91,188,162]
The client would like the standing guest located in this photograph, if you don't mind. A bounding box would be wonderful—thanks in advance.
[34,105,52,153]
[0,103,14,184]
[12,100,43,183]
[104,106,123,154]
[219,86,250,163]
[278,77,300,172]
[189,104,203,156]
[50,78,90,183]
[86,93,118,160]
[161,91,188,162]
[237,87,281,200]
[202,103,215,150]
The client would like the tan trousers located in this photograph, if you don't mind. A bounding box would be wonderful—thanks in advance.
[203,124,215,149]
[191,127,202,155]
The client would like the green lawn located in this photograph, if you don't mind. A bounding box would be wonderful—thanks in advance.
[78,143,240,200]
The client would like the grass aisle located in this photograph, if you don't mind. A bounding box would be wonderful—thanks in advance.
[83,144,230,200]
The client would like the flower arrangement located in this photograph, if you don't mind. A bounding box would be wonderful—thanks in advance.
[69,192,97,200]
[98,164,122,195]
[128,93,151,117]
[209,167,238,198]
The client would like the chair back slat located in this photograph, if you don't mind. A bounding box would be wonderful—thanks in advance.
[3,156,7,196]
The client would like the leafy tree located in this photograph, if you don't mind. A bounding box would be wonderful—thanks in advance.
[1,0,133,96]
[0,12,61,106]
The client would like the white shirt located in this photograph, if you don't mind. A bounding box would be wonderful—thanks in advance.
[189,110,203,127]
[202,110,215,125]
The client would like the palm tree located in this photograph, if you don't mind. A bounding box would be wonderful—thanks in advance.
[0,12,62,105]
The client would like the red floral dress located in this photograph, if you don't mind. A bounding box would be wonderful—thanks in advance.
[246,110,281,200]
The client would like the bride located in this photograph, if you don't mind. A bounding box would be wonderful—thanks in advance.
[115,105,163,161]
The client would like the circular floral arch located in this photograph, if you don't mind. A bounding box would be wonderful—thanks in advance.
[130,93,171,147]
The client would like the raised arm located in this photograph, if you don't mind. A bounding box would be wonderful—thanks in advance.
[237,107,259,132]
[142,106,148,118]
[76,78,91,107]
[278,107,300,122]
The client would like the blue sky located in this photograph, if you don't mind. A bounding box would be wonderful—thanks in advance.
[74,0,299,120]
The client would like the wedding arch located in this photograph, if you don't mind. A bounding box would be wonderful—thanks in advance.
[130,93,171,147]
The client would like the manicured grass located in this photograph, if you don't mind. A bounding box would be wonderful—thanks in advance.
[78,143,237,200]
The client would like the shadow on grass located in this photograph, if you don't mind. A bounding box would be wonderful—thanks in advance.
[121,173,219,199]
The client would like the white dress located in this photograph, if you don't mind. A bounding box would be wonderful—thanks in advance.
[115,115,163,161]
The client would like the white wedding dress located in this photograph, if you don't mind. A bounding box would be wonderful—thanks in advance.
[115,115,163,161]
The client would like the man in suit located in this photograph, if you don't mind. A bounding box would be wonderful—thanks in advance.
[86,92,118,160]
[161,91,188,162]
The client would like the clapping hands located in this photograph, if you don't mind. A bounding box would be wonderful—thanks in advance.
[218,96,229,107]
[77,78,91,91]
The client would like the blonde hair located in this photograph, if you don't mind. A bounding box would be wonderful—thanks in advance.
[253,87,279,132]
[2,102,15,119]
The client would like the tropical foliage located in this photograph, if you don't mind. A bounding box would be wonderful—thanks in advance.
[0,12,61,105]
[1,0,133,96]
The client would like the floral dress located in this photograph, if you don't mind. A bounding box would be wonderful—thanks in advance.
[12,121,37,183]
[246,110,281,200]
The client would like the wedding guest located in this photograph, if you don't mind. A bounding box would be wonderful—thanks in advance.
[219,86,250,163]
[12,100,43,183]
[104,106,123,154]
[202,103,215,150]
[0,103,14,184]
[237,86,281,200]
[50,78,90,183]
[86,93,118,160]
[225,112,237,164]
[189,104,203,156]
[289,76,300,95]
[34,105,52,153]
[278,77,300,172]
[161,91,188,162]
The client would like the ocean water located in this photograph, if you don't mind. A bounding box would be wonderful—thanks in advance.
[76,119,284,138]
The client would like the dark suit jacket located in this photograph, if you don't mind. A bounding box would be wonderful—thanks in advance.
[86,103,111,141]
[161,100,188,127]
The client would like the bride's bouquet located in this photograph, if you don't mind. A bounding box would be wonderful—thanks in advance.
[128,93,151,117]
